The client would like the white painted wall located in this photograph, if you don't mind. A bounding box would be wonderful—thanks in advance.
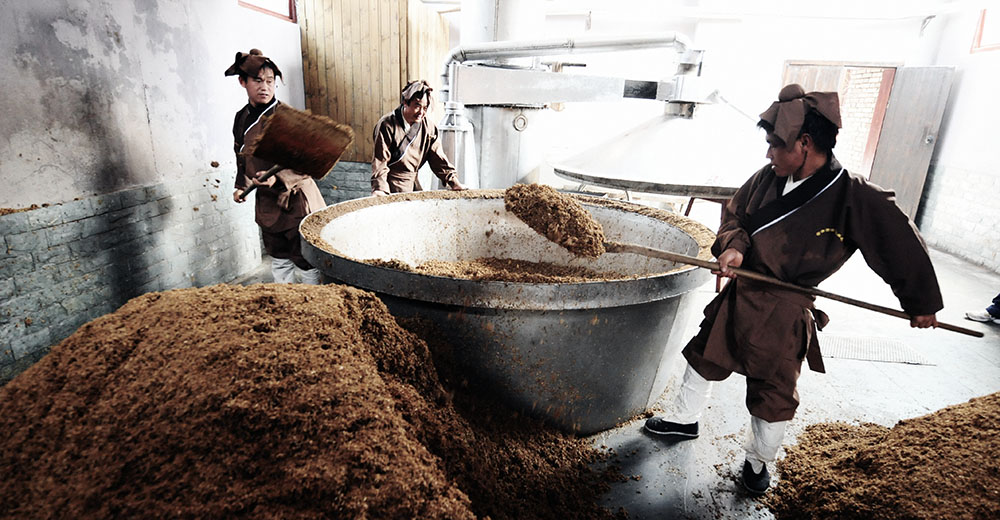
[918,10,1000,272]
[0,0,305,209]
[928,10,1000,171]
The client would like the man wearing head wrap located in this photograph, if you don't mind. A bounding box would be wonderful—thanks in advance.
[226,49,326,284]
[644,84,943,496]
[370,80,465,196]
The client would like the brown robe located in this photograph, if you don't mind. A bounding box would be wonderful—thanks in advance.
[684,156,943,421]
[370,107,459,193]
[233,99,325,267]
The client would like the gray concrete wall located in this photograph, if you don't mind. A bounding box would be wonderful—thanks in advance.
[0,0,307,383]
[917,10,1000,273]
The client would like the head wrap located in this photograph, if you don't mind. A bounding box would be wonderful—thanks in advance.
[224,49,283,80]
[400,80,432,105]
[758,84,841,146]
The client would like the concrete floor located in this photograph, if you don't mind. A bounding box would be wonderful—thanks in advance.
[590,244,1000,519]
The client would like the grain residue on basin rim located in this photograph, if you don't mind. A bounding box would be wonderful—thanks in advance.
[300,189,716,262]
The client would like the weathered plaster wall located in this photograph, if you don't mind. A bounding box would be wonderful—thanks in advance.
[1,0,305,209]
[1,0,307,383]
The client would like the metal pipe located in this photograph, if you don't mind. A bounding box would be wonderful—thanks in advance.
[436,30,699,192]
[441,32,694,91]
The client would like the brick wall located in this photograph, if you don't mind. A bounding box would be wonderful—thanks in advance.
[836,68,883,176]
[0,173,263,383]
[919,163,1000,272]
[317,161,371,204]
[1,161,384,385]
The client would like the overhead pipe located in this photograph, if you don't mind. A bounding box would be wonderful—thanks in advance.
[440,32,696,99]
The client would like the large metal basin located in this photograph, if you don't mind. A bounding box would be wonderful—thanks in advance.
[301,190,712,434]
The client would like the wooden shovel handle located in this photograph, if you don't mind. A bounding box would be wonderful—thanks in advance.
[604,241,984,338]
[238,164,283,201]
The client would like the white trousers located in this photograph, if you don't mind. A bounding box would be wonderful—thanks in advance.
[271,258,323,285]
[670,363,715,424]
[298,266,323,285]
[672,362,788,472]
[745,415,788,473]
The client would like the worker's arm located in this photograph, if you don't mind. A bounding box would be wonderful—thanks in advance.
[233,112,254,203]
[234,168,281,202]
[707,171,763,269]
[848,178,943,318]
[233,159,250,203]
[273,168,310,188]
[371,121,393,196]
[425,125,464,190]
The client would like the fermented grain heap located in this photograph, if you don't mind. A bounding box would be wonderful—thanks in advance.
[0,284,622,519]
[767,392,1000,520]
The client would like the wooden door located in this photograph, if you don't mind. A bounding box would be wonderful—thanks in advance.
[782,62,896,177]
[299,0,449,162]
[868,67,954,219]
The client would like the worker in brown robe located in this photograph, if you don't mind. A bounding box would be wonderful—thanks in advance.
[644,84,943,496]
[226,49,326,284]
[371,80,466,196]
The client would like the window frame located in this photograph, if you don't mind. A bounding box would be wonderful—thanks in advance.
[237,0,297,23]
[971,9,1000,53]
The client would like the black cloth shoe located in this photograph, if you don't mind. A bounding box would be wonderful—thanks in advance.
[643,417,699,439]
[741,460,770,496]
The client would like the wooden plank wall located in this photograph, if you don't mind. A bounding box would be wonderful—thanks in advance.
[300,0,450,163]
[406,0,450,115]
